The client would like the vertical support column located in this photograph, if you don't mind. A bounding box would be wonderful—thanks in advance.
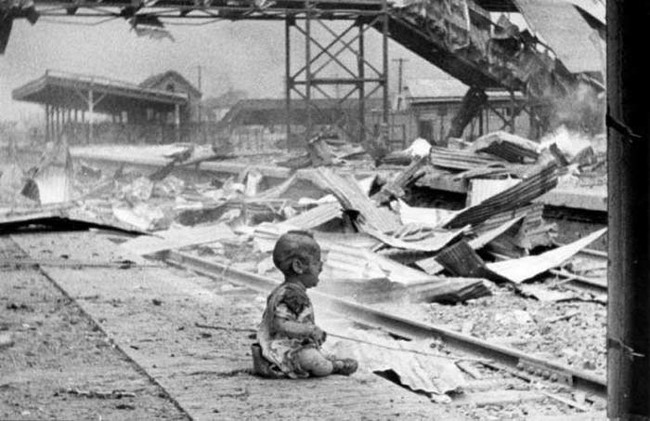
[357,21,365,143]
[88,89,94,145]
[607,2,650,419]
[285,17,293,151]
[381,0,389,130]
[45,103,50,143]
[305,6,313,140]
[175,104,181,143]
[508,91,516,134]
[55,107,60,142]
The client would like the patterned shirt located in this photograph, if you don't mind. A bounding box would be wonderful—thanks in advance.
[257,282,319,378]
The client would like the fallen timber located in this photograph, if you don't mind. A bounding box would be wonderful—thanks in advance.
[165,249,607,398]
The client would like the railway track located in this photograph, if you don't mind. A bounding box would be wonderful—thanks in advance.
[164,249,607,401]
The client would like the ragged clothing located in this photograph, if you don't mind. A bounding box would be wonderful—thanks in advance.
[257,282,320,378]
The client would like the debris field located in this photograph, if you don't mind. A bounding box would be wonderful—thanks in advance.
[0,127,609,420]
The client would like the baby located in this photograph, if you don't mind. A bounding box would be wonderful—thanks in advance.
[253,230,358,378]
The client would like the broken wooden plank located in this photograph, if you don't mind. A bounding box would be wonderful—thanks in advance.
[486,228,607,284]
[121,223,237,256]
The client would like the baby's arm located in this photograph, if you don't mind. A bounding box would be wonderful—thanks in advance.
[274,318,326,344]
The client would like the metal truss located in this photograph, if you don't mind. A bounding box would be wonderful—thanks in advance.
[284,1,389,146]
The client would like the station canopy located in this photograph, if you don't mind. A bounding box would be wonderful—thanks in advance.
[12,70,188,114]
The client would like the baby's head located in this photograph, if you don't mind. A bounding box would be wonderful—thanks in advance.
[273,230,322,288]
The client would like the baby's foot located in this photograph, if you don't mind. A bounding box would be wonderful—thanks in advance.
[332,358,358,376]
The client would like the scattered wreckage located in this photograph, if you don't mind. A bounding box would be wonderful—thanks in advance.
[0,127,607,308]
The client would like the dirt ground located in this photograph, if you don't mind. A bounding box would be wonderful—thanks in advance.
[0,237,190,421]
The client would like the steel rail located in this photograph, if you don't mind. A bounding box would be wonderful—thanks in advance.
[165,250,607,398]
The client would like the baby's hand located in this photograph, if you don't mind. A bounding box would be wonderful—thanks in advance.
[310,326,327,345]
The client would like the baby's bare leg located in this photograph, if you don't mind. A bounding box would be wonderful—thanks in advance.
[295,348,334,377]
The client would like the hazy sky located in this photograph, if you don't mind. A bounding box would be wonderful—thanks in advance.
[0,17,448,124]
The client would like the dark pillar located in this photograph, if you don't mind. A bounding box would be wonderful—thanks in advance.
[607,2,650,419]
[285,17,293,151]
[357,21,365,144]
[45,103,50,143]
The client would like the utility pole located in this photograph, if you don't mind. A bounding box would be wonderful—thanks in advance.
[607,2,650,419]
[392,58,408,94]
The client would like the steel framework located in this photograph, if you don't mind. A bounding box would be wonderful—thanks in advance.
[284,1,389,146]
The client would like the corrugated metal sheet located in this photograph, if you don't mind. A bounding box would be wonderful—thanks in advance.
[430,146,510,171]
[454,165,530,180]
[468,216,524,250]
[364,225,467,252]
[443,162,558,229]
[300,167,402,233]
[120,223,236,255]
[468,131,540,163]
[253,224,381,254]
[324,329,467,396]
[434,240,486,278]
[281,202,343,230]
[467,178,521,207]
[473,203,544,236]
[393,199,458,227]
[514,0,603,73]
[322,244,438,285]
[313,232,381,251]
[486,228,607,283]
[415,256,445,275]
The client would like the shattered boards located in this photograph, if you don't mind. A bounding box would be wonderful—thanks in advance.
[443,162,558,229]
[300,167,401,233]
[486,228,607,283]
[121,223,237,255]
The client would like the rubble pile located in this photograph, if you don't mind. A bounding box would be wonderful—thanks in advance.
[0,128,607,310]
[0,130,609,411]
